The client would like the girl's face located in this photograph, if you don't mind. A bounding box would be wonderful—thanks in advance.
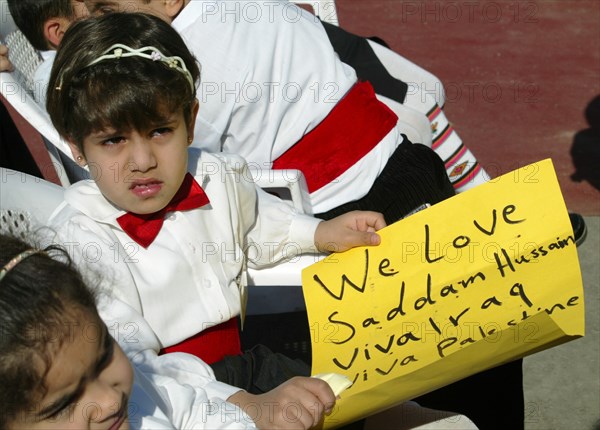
[11,312,134,430]
[69,105,197,215]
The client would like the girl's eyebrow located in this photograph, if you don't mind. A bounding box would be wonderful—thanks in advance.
[38,386,83,419]
[89,128,120,139]
[37,323,111,419]
[95,325,114,373]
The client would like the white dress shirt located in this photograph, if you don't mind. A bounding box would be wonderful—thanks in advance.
[173,0,402,213]
[128,329,257,429]
[132,369,256,429]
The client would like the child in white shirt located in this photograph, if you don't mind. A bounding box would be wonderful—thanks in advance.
[45,12,384,428]
[0,232,341,430]
[7,0,89,105]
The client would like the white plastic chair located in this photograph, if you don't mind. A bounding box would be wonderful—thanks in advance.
[0,168,64,233]
[368,40,446,112]
[0,2,88,186]
[293,0,339,25]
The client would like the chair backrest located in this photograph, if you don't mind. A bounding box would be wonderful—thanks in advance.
[368,39,446,109]
[1,1,89,186]
[0,167,65,239]
[293,0,339,25]
[3,30,41,95]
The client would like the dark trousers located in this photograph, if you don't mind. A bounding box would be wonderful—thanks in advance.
[316,138,454,224]
[211,343,365,430]
[211,344,310,394]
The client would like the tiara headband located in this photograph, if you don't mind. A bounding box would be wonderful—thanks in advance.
[0,249,42,282]
[57,44,195,91]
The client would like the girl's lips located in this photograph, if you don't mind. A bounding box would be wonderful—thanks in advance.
[129,181,163,198]
[107,395,128,430]
[107,412,127,430]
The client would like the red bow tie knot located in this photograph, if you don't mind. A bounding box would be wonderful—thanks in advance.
[117,173,209,248]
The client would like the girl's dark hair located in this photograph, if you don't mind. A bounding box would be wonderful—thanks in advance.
[47,12,201,149]
[0,234,98,427]
[7,0,75,51]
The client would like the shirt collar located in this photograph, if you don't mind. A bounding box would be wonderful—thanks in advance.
[63,180,125,226]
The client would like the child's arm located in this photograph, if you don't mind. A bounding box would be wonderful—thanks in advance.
[221,152,385,265]
[228,376,336,430]
[315,210,386,253]
[0,44,13,72]
[131,352,258,429]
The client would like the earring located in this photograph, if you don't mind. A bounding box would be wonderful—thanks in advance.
[76,156,84,162]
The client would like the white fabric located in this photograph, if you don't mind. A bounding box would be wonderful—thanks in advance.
[99,301,253,426]
[129,352,256,429]
[173,0,402,213]
[48,151,321,399]
[32,50,54,107]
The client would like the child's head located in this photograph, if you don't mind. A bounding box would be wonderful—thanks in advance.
[7,0,89,50]
[83,0,185,23]
[47,12,201,215]
[0,234,133,430]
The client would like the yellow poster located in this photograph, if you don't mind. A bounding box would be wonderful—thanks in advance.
[302,159,584,428]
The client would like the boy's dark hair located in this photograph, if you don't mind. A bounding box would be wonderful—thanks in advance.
[7,0,76,51]
[47,12,201,150]
[0,234,98,427]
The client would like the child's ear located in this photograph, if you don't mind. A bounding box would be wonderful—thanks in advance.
[164,0,186,19]
[187,99,199,146]
[67,140,86,166]
[43,17,71,49]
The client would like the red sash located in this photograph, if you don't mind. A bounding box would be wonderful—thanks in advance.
[273,81,398,193]
[160,318,241,364]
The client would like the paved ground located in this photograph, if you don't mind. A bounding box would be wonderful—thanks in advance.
[336,0,600,216]
[522,216,599,430]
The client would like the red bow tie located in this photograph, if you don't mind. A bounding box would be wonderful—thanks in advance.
[117,173,210,248]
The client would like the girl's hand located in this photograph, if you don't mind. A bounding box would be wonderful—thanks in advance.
[314,210,386,253]
[0,45,13,72]
[228,376,336,429]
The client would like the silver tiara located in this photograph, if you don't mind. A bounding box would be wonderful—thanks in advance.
[0,249,42,282]
[83,43,195,91]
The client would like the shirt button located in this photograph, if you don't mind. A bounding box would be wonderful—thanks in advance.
[203,279,211,288]
[168,213,177,221]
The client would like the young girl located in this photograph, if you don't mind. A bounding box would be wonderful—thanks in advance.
[0,234,134,429]
[45,10,383,414]
[0,233,340,429]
